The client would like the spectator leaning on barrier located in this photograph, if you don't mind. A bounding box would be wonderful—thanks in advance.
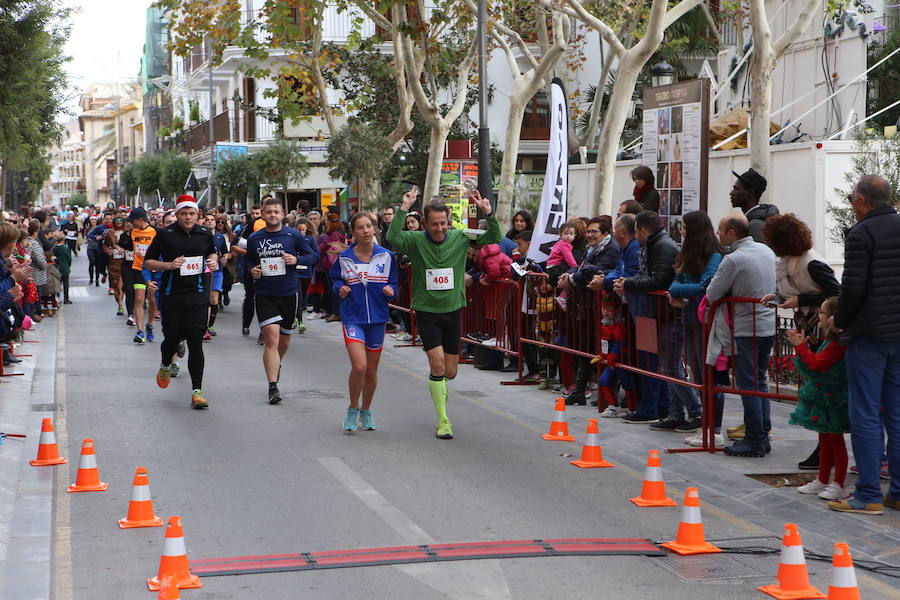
[706,213,777,458]
[828,174,900,516]
[612,211,677,424]
[730,168,779,244]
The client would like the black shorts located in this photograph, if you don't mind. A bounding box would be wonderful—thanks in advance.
[161,301,208,337]
[256,293,298,335]
[416,309,460,354]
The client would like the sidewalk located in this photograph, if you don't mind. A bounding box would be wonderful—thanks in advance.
[0,317,60,600]
[374,327,900,577]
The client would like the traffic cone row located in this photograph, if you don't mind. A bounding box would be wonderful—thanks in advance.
[28,417,202,592]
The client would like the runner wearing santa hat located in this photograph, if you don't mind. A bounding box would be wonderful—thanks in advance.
[143,194,218,409]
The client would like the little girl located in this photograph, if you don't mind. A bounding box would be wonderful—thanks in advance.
[594,294,633,416]
[545,223,578,283]
[787,297,850,501]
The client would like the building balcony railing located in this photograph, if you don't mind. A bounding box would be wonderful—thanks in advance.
[185,111,278,155]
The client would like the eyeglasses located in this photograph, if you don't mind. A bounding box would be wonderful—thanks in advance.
[586,229,601,234]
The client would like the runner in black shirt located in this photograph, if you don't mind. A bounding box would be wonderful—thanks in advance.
[143,195,218,409]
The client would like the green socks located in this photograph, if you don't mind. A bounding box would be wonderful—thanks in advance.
[429,375,448,421]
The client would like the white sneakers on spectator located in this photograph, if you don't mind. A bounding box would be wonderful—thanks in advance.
[482,337,498,347]
[684,433,724,447]
[797,479,846,500]
[599,405,628,418]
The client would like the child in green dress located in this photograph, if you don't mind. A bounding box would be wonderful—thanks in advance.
[786,297,850,501]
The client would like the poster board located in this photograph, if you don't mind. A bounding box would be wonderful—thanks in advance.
[642,79,710,243]
[439,161,478,230]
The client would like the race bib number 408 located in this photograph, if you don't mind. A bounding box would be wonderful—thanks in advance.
[180,256,203,276]
[426,268,454,291]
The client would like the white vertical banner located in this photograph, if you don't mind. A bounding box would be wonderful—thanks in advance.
[526,78,568,263]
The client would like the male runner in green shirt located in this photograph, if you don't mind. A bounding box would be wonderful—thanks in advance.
[388,187,500,439]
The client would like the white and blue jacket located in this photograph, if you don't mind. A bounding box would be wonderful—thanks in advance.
[330,244,398,325]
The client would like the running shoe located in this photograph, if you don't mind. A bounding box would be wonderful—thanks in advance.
[223,292,230,306]
[675,416,702,433]
[435,418,454,439]
[242,327,250,336]
[191,389,208,409]
[177,340,186,358]
[827,496,883,515]
[297,322,307,334]
[169,362,180,378]
[343,407,360,432]
[127,315,136,327]
[268,383,282,405]
[684,432,725,447]
[649,418,683,430]
[101,274,107,284]
[599,405,625,418]
[723,440,767,457]
[360,410,376,431]
[797,479,827,495]
[818,482,847,501]
[619,412,657,424]
[208,326,217,336]
[146,325,155,342]
[156,365,171,388]
[116,305,124,316]
[257,332,264,345]
[133,330,147,344]
[884,493,900,511]
[202,331,212,342]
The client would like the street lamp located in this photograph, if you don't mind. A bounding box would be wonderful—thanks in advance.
[650,58,676,87]
[628,90,642,120]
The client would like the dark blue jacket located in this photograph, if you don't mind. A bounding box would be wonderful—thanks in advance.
[603,237,640,291]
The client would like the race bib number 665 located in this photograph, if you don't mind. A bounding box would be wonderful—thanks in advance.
[426,268,453,291]
[180,256,203,276]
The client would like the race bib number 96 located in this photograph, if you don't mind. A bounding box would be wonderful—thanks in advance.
[260,256,286,276]
[426,268,454,291]
[180,256,203,276]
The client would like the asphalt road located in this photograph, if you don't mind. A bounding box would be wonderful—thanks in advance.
[53,259,892,600]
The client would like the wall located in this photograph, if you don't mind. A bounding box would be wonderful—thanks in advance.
[568,140,858,264]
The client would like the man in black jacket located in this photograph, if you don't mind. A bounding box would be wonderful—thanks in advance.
[828,174,900,515]
[613,211,677,423]
[730,168,779,244]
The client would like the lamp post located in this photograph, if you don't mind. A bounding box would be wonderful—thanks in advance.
[650,58,676,87]
[476,0,492,207]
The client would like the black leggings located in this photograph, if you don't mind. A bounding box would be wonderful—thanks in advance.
[87,249,99,282]
[241,271,255,329]
[161,328,205,390]
[121,266,136,315]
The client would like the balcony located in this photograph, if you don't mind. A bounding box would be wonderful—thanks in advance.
[240,5,374,45]
[184,111,277,155]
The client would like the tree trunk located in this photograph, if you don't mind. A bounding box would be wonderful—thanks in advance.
[423,122,451,204]
[748,48,775,177]
[582,48,615,148]
[496,100,527,226]
[591,60,641,216]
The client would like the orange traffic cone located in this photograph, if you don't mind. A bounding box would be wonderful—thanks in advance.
[67,439,108,492]
[147,516,202,591]
[827,543,860,600]
[119,467,164,528]
[629,450,677,507]
[30,417,67,466]
[157,574,181,600]
[542,398,576,442]
[660,487,721,555]
[758,523,825,599]
[570,419,613,468]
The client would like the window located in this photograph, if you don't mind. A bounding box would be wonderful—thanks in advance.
[521,90,550,140]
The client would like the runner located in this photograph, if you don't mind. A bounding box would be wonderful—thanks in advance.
[246,197,318,404]
[118,219,136,326]
[60,213,79,256]
[231,204,265,337]
[203,212,229,339]
[128,207,158,344]
[103,215,126,315]
[387,188,499,439]
[144,195,217,409]
[331,212,398,432]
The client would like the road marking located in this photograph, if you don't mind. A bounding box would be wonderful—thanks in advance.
[68,287,89,297]
[53,310,73,600]
[318,457,512,600]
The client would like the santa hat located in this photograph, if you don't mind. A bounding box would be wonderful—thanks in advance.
[174,194,199,213]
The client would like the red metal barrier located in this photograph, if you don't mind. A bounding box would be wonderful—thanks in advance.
[388,265,418,347]
[459,278,526,380]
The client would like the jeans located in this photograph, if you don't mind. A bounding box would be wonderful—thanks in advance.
[636,351,669,418]
[733,336,774,446]
[664,320,701,420]
[845,337,900,503]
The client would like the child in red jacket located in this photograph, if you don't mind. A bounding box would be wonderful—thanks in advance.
[593,294,634,415]
[477,243,512,284]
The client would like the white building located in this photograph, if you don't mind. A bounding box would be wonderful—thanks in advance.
[47,120,87,208]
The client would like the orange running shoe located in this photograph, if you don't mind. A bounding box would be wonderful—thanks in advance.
[156,366,170,389]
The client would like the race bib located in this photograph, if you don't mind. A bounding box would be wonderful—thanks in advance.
[124,250,134,262]
[113,249,125,259]
[179,256,203,276]
[426,268,454,291]
[135,242,150,257]
[601,340,609,355]
[260,256,286,276]
[355,264,370,283]
[65,231,76,239]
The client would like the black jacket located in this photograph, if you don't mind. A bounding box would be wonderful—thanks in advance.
[623,229,677,293]
[637,188,660,212]
[746,203,779,244]
[570,238,621,286]
[835,205,900,341]
[144,223,217,305]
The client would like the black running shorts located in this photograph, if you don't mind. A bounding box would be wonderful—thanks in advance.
[160,300,208,335]
[256,293,298,335]
[416,309,460,354]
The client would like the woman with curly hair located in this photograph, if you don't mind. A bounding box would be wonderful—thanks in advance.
[505,210,533,240]
[762,213,841,470]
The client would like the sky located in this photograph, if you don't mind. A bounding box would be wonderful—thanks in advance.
[60,0,151,120]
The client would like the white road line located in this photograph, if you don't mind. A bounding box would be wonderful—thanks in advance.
[318,457,512,600]
[68,287,89,297]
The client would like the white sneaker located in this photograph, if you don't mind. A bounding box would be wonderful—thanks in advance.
[599,405,620,418]
[817,482,847,500]
[797,479,828,495]
[482,337,498,347]
[684,433,724,447]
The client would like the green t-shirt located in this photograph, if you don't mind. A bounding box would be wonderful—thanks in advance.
[52,243,72,277]
[387,209,502,313]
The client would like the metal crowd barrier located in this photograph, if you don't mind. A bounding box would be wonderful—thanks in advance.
[388,264,418,347]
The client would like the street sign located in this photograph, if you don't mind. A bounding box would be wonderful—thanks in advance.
[184,172,200,192]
